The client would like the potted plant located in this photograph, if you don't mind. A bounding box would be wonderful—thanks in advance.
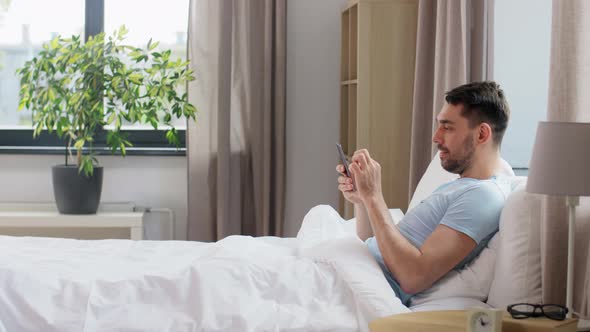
[16,26,197,214]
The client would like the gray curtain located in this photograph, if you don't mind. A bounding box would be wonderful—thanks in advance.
[542,0,590,317]
[186,0,286,241]
[408,0,494,199]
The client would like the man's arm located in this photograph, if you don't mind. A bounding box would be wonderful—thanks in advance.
[355,203,373,241]
[364,195,476,294]
[349,149,477,294]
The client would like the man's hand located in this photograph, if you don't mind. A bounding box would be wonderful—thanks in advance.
[349,149,383,203]
[336,164,362,204]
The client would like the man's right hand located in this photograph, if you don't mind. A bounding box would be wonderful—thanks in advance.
[336,164,363,205]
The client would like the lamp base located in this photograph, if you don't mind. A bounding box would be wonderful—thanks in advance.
[579,318,590,332]
[566,196,579,319]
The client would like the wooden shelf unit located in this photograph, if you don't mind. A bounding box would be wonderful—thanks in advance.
[339,0,418,219]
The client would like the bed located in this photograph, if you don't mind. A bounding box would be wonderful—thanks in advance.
[0,154,543,331]
[0,205,410,332]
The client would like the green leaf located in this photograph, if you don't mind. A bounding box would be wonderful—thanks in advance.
[107,112,117,125]
[128,73,143,84]
[81,158,94,177]
[129,50,143,58]
[47,87,56,101]
[149,118,158,130]
[111,76,121,91]
[50,37,59,50]
[74,138,85,150]
[17,98,27,111]
[165,128,180,147]
[117,25,129,40]
[185,103,197,114]
[148,40,159,51]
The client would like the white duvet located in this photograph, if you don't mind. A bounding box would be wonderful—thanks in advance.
[0,205,409,332]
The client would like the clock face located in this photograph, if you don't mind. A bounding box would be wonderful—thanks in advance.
[469,312,493,332]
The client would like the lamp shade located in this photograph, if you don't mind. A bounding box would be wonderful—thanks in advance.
[526,121,590,196]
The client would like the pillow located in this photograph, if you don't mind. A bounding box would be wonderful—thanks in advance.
[409,233,500,307]
[486,181,542,308]
[407,177,525,309]
[408,152,515,211]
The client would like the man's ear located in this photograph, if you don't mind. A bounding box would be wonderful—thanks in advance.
[478,123,493,144]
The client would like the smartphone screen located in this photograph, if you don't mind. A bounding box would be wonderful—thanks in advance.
[336,143,351,177]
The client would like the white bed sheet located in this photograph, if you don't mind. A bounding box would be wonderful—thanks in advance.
[0,205,410,332]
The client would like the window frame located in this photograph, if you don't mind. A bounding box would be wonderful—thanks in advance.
[0,0,187,156]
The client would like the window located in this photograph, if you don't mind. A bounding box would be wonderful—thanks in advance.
[494,0,552,175]
[104,0,188,129]
[0,0,84,128]
[0,0,189,154]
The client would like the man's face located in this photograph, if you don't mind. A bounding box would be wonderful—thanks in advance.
[432,103,478,175]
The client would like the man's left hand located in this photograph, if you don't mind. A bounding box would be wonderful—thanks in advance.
[349,149,383,203]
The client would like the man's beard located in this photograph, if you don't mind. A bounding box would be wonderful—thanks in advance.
[438,135,476,175]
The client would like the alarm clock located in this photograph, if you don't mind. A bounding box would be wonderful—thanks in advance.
[466,308,503,332]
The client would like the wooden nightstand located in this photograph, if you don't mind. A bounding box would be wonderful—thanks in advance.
[369,310,580,332]
[579,319,590,332]
[0,203,144,240]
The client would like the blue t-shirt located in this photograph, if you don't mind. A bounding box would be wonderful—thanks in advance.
[366,176,511,306]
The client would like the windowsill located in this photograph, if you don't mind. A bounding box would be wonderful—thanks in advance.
[0,146,186,156]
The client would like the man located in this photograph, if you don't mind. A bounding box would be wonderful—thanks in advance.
[336,81,511,305]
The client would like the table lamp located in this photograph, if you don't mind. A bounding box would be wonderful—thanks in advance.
[526,121,590,318]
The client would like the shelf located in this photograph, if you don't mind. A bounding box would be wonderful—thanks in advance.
[338,0,419,219]
[349,4,358,80]
[348,84,357,155]
[341,79,358,85]
[340,85,349,153]
[339,1,358,220]
[341,9,349,81]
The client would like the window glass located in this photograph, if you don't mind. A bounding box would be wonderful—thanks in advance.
[0,0,84,128]
[105,0,189,129]
[494,0,552,172]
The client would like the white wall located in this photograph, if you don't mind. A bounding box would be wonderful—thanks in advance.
[0,154,187,240]
[284,0,346,236]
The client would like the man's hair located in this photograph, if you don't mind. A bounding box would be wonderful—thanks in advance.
[445,81,510,146]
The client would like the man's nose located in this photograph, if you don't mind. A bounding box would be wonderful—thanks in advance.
[432,128,442,144]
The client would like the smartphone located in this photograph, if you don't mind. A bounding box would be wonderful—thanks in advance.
[336,143,351,177]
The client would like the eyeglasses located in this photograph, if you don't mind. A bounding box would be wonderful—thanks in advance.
[507,303,569,321]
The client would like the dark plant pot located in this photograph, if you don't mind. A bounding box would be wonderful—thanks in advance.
[52,165,103,214]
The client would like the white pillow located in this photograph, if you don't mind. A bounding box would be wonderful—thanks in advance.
[408,176,526,308]
[409,233,500,307]
[408,152,515,211]
[486,181,542,308]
